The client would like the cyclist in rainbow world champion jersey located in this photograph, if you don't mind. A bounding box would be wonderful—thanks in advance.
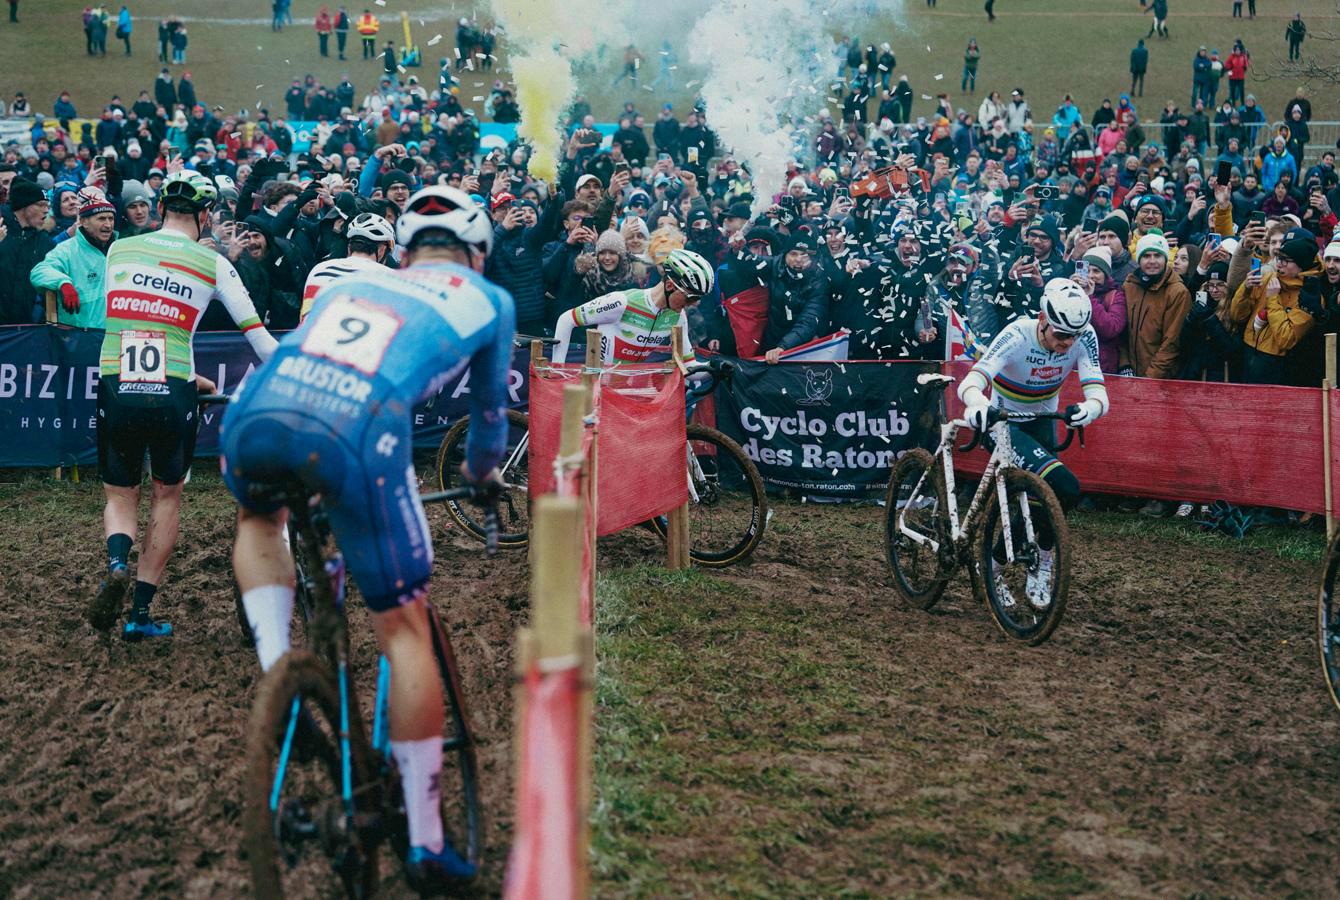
[221,186,514,890]
[88,171,279,642]
[957,278,1110,607]
[550,248,716,364]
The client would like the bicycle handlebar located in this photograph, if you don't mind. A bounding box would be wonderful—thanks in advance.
[198,393,231,406]
[420,481,503,556]
[956,405,1085,454]
[684,358,734,399]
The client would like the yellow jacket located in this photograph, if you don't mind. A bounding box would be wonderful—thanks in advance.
[356,13,379,34]
[1229,263,1323,357]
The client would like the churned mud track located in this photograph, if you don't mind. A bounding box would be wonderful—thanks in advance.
[0,473,1334,896]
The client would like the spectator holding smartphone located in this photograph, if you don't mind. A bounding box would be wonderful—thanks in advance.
[1076,246,1127,373]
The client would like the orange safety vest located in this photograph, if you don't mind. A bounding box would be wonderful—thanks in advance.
[356,13,379,35]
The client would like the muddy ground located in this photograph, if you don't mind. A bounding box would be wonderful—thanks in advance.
[0,471,1333,897]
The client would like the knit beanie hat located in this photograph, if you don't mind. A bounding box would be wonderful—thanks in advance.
[1099,211,1130,244]
[1280,237,1318,271]
[1135,228,1170,261]
[8,177,46,212]
[594,229,626,255]
[1026,214,1061,247]
[78,187,116,218]
[1132,194,1165,218]
[1082,245,1113,278]
[1323,240,1340,261]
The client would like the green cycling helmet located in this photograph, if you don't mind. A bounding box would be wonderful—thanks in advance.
[159,170,218,211]
[662,247,715,298]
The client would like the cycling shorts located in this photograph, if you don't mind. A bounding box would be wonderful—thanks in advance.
[219,401,433,613]
[985,417,1067,483]
[97,376,199,487]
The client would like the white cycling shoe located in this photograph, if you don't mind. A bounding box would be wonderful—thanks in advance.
[991,560,1016,609]
[1025,550,1054,610]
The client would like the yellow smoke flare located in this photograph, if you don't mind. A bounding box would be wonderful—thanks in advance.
[508,49,572,183]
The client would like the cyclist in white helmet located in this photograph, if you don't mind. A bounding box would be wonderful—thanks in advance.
[299,211,396,321]
[551,247,715,364]
[223,186,513,891]
[958,277,1110,607]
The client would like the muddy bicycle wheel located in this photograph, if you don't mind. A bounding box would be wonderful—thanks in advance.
[436,409,531,548]
[243,651,381,899]
[424,603,484,875]
[884,448,952,610]
[648,425,768,567]
[976,469,1070,646]
[1317,533,1340,714]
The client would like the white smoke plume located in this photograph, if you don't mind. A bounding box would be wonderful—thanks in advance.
[690,0,906,211]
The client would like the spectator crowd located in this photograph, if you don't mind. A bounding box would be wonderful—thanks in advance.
[0,19,1337,437]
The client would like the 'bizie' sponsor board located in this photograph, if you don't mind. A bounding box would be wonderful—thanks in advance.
[714,358,938,494]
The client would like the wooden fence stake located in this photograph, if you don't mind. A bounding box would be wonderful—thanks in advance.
[1326,334,1337,541]
[666,329,691,570]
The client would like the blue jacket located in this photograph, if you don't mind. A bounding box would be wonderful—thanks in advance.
[1259,148,1297,192]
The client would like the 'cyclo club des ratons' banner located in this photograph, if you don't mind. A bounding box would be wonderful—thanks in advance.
[713,358,940,495]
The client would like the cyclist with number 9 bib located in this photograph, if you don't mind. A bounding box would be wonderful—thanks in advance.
[221,186,514,890]
[89,171,279,641]
[958,277,1110,607]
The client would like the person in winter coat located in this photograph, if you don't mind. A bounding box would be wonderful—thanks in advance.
[487,195,564,335]
[1286,13,1306,61]
[29,189,116,328]
[116,6,132,55]
[1177,261,1241,381]
[0,178,55,324]
[1129,39,1149,97]
[1227,229,1321,384]
[758,232,830,362]
[1260,136,1297,191]
[1225,43,1249,106]
[1078,246,1127,373]
[315,5,332,57]
[1119,229,1191,378]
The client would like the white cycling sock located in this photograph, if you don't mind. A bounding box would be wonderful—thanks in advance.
[241,585,294,671]
[391,737,444,853]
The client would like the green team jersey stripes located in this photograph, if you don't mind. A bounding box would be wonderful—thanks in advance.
[100,229,277,387]
[554,288,691,365]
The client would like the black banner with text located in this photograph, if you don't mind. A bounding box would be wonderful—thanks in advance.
[714,358,940,495]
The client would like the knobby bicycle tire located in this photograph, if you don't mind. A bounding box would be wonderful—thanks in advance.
[243,651,380,900]
[1317,532,1340,714]
[437,409,531,548]
[884,448,952,610]
[649,424,768,567]
[425,602,484,875]
[975,469,1071,646]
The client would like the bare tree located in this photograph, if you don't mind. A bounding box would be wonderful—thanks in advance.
[1258,5,1340,86]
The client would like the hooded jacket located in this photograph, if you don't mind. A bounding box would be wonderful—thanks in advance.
[759,255,830,353]
[1120,263,1191,378]
[1228,262,1323,358]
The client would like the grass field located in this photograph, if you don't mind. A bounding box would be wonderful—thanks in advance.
[2,1,1335,135]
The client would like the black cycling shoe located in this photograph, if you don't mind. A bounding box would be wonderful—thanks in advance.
[88,564,131,632]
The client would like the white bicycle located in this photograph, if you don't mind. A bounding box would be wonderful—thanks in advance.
[884,373,1083,645]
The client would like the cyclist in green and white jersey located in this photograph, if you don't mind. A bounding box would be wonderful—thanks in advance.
[551,248,715,364]
[88,171,279,642]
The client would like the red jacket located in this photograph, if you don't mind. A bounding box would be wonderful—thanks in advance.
[1225,51,1249,80]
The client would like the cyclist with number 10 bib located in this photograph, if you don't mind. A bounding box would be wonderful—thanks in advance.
[958,277,1110,608]
[221,186,514,890]
[88,171,278,641]
[549,248,716,365]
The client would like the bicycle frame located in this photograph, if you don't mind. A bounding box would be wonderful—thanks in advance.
[897,417,1028,566]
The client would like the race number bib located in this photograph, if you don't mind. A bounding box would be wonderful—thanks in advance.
[119,330,167,383]
[301,297,403,375]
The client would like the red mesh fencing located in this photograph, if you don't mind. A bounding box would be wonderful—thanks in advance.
[944,361,1337,512]
[502,663,583,900]
[529,363,688,537]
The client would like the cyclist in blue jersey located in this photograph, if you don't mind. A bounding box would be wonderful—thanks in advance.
[221,186,513,890]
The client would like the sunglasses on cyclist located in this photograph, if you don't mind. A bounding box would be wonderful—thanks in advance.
[1046,323,1078,340]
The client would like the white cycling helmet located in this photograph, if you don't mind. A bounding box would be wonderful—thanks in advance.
[662,248,715,297]
[1041,277,1092,333]
[347,212,396,243]
[396,185,493,256]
